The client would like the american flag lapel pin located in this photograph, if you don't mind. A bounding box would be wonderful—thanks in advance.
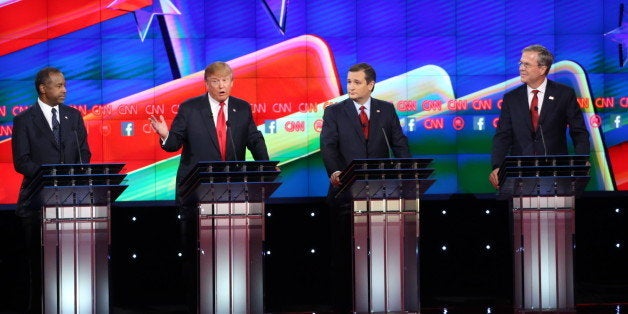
[548,96,554,100]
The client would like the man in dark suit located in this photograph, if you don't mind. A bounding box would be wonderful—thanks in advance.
[149,61,269,311]
[489,45,590,188]
[12,66,91,312]
[320,62,411,311]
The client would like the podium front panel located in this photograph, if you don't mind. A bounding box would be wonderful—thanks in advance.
[513,197,575,310]
[198,203,263,314]
[43,215,110,313]
[353,211,419,313]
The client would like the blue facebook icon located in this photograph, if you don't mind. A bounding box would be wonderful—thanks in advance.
[121,122,134,136]
[473,116,485,131]
[265,120,277,133]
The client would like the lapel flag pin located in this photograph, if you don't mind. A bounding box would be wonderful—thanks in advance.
[548,96,554,100]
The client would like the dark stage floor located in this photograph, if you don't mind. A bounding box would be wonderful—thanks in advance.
[1,193,626,313]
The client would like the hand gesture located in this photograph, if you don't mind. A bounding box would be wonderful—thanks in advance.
[148,115,169,140]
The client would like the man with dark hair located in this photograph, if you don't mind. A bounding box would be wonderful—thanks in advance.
[12,66,91,312]
[489,44,590,188]
[320,62,411,311]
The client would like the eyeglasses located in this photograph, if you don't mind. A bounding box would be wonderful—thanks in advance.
[518,62,543,69]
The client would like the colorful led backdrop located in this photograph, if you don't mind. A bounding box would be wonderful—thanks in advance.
[0,0,626,204]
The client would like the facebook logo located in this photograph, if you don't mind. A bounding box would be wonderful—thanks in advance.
[473,116,485,131]
[614,115,622,128]
[400,118,416,132]
[264,120,277,134]
[121,122,134,136]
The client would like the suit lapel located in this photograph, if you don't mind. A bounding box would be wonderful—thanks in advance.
[226,100,245,160]
[538,80,556,126]
[200,94,220,152]
[341,99,366,143]
[58,106,72,146]
[515,85,534,132]
[32,103,59,147]
[370,99,382,132]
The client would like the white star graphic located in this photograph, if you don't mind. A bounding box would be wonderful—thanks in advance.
[604,5,628,67]
[261,0,288,34]
[107,0,181,42]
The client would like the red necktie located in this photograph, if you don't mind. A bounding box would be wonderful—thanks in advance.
[359,105,369,139]
[216,102,227,160]
[530,90,539,131]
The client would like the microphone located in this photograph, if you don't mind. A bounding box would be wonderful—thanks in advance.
[225,120,237,161]
[74,129,84,164]
[538,123,547,156]
[381,127,393,158]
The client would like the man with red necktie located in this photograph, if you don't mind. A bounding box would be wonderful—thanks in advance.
[489,44,590,189]
[320,62,411,312]
[149,61,269,312]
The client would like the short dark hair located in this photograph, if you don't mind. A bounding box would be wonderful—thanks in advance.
[35,67,63,95]
[522,44,553,75]
[349,62,376,83]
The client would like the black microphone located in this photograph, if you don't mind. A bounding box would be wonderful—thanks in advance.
[538,123,547,156]
[381,127,393,158]
[74,129,83,164]
[225,120,237,161]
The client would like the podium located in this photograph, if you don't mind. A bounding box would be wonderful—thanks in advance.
[25,163,127,313]
[180,161,281,314]
[498,155,590,312]
[337,158,434,313]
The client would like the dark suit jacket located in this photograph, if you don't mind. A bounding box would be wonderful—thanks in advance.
[12,103,91,217]
[320,97,411,203]
[491,79,590,169]
[162,94,269,204]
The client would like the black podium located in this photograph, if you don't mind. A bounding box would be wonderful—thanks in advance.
[180,161,281,314]
[498,155,590,312]
[337,158,434,313]
[25,163,127,313]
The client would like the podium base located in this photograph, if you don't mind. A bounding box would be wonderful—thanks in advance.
[42,205,110,314]
[353,203,420,313]
[198,202,264,314]
[512,196,575,311]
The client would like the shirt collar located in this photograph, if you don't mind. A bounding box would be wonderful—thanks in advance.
[38,98,58,112]
[353,97,371,112]
[208,94,228,107]
[527,78,548,95]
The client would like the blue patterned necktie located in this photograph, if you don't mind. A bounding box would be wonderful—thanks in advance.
[51,107,60,145]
